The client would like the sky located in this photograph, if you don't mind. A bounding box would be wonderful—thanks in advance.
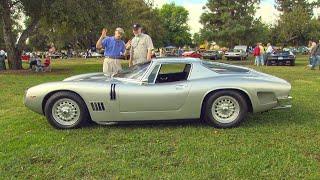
[152,0,285,34]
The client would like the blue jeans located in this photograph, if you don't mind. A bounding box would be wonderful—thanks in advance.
[311,55,320,69]
[255,56,263,66]
[309,56,314,65]
[258,55,264,66]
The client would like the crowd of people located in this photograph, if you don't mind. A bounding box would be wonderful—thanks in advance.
[96,23,154,76]
[28,53,51,72]
[253,43,275,66]
[2,24,320,73]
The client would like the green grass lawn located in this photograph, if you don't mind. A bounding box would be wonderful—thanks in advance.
[1,56,320,179]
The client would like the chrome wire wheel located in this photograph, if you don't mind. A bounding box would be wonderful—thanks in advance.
[52,98,81,126]
[211,96,240,124]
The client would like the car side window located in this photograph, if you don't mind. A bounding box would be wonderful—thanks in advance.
[148,65,160,83]
[155,63,191,83]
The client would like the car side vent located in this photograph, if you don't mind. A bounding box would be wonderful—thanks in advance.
[90,102,105,111]
[110,83,116,100]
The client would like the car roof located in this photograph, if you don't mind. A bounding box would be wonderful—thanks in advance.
[152,57,201,64]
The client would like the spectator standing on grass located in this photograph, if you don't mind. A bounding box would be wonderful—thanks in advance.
[159,48,164,57]
[259,43,265,66]
[266,43,273,65]
[309,41,317,67]
[0,49,6,70]
[96,27,126,76]
[253,43,261,66]
[266,43,273,54]
[127,24,154,67]
[311,42,320,70]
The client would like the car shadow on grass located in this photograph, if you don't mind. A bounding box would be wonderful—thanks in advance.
[86,119,206,129]
[84,104,313,130]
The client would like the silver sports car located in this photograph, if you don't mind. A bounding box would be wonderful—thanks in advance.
[24,58,292,129]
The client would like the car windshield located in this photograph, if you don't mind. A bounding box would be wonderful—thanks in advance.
[113,62,150,80]
[233,49,243,52]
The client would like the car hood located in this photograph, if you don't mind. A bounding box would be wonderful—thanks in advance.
[63,73,111,82]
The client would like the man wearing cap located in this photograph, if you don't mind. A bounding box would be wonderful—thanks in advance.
[127,24,154,67]
[96,27,126,76]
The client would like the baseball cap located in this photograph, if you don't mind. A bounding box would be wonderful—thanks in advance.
[115,27,124,34]
[132,23,142,30]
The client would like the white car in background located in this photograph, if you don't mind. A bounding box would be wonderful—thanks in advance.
[224,45,248,60]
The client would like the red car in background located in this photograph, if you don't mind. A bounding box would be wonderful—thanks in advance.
[182,51,202,58]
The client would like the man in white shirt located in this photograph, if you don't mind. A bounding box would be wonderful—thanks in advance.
[266,43,273,54]
[127,24,154,67]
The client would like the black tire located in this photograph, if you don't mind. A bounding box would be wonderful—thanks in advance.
[44,91,90,129]
[204,90,248,128]
[266,60,271,66]
[290,60,295,66]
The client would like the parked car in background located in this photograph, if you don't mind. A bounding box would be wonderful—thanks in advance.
[49,52,68,59]
[224,50,245,60]
[91,52,103,58]
[182,51,202,58]
[266,50,296,66]
[224,45,248,60]
[284,47,298,55]
[297,46,309,55]
[201,50,223,60]
[24,58,292,129]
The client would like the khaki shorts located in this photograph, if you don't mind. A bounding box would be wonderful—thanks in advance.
[103,58,122,76]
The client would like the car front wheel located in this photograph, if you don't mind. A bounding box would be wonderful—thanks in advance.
[204,90,248,128]
[44,91,89,129]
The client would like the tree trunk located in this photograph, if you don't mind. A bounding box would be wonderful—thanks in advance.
[1,0,22,70]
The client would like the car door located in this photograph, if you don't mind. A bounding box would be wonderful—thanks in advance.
[118,63,191,113]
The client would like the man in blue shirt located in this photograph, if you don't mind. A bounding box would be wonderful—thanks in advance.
[96,27,126,76]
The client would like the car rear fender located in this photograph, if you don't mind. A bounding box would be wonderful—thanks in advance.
[200,88,253,119]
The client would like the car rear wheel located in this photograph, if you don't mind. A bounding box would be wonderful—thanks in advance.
[44,91,89,129]
[290,60,295,66]
[204,90,248,128]
[266,60,271,66]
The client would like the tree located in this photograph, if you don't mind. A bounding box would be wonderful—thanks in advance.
[26,0,165,51]
[0,0,165,70]
[273,0,320,45]
[0,0,54,70]
[200,0,260,48]
[158,3,192,47]
[192,33,204,47]
[0,21,4,49]
[307,19,320,42]
[276,5,311,45]
[275,0,319,15]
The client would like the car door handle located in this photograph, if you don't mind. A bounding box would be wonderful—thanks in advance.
[176,84,187,90]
